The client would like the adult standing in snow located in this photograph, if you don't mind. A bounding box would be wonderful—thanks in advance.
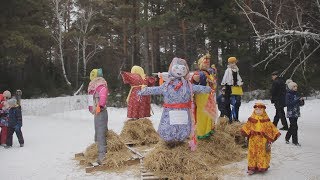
[285,81,304,146]
[5,98,24,148]
[221,57,243,123]
[87,68,109,164]
[270,71,288,130]
[241,102,281,175]
[121,66,156,119]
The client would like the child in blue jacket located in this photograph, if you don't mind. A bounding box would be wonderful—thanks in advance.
[5,98,24,148]
[285,81,304,146]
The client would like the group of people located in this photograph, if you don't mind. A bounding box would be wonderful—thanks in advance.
[87,55,304,176]
[240,71,304,175]
[270,71,304,146]
[0,90,24,148]
[217,56,243,123]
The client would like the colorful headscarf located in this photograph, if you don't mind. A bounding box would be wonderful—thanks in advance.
[90,68,103,81]
[166,57,190,95]
[131,65,146,80]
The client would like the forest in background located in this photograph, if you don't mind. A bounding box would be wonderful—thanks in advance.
[1,0,319,100]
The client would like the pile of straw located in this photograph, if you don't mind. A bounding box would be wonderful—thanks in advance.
[216,117,246,145]
[82,130,133,169]
[120,118,159,145]
[143,128,246,179]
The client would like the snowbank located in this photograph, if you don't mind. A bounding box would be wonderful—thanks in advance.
[21,95,88,116]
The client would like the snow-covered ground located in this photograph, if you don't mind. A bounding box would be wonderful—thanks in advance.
[1,96,320,180]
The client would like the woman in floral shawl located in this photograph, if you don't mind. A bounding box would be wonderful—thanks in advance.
[241,102,281,175]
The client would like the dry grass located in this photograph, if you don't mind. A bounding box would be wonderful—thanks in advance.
[120,118,160,145]
[76,117,247,178]
[81,130,133,171]
[143,126,246,179]
[216,117,246,145]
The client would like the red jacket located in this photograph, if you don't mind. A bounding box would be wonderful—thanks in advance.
[0,94,4,109]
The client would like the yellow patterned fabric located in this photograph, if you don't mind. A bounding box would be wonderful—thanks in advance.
[195,93,214,139]
[195,72,215,139]
[241,109,281,172]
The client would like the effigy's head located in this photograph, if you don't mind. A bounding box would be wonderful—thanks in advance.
[168,57,189,78]
[198,53,211,70]
[90,68,103,81]
[131,65,146,79]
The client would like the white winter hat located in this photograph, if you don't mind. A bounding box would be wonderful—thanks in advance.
[3,90,11,98]
[7,98,17,107]
[286,79,293,85]
[288,81,297,90]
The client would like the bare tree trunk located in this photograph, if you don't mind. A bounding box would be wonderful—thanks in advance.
[74,6,100,95]
[143,0,150,74]
[150,31,154,73]
[75,37,80,89]
[132,0,140,66]
[153,2,161,72]
[52,0,72,86]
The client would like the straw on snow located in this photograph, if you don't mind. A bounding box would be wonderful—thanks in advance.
[143,127,246,179]
[120,118,160,145]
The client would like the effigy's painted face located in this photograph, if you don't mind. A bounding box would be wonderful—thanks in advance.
[171,64,188,77]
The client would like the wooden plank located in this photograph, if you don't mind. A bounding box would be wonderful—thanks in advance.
[127,146,144,158]
[142,172,156,176]
[141,176,161,180]
[85,166,96,173]
[124,158,140,166]
[85,164,108,173]
[79,159,88,165]
[75,153,84,158]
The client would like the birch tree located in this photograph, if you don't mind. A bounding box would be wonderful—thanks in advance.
[235,0,320,78]
[73,5,102,95]
[51,0,72,86]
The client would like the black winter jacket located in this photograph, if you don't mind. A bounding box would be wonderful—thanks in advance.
[271,77,286,107]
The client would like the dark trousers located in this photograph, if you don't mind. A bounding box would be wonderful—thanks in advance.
[231,95,241,120]
[285,118,298,144]
[6,127,24,146]
[224,86,232,121]
[273,105,288,128]
[224,85,241,122]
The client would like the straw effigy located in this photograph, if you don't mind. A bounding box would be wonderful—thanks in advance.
[82,130,133,170]
[120,118,160,145]
[143,126,246,179]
